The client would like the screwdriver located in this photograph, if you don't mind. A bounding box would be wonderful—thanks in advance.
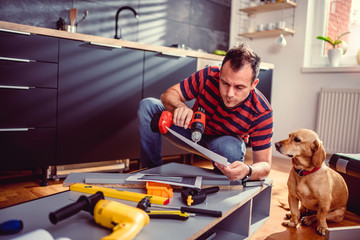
[151,203,222,217]
[137,197,193,220]
[146,210,192,220]
[0,220,23,234]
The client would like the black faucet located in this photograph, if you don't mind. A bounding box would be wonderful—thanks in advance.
[114,6,139,39]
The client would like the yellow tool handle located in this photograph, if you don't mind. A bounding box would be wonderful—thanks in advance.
[70,183,169,205]
[101,222,143,240]
[94,200,149,240]
[147,210,189,220]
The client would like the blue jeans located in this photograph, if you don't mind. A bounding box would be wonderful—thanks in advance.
[138,98,247,168]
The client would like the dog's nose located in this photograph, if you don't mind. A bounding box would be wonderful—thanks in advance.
[275,142,282,152]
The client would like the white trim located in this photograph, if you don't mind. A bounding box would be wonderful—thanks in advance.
[301,65,360,73]
[303,0,329,67]
[303,0,359,68]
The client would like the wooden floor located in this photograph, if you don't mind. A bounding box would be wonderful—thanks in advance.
[1,154,360,239]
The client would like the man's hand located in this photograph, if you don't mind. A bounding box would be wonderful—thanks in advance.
[160,83,193,129]
[214,161,249,181]
[214,148,272,181]
[173,106,193,129]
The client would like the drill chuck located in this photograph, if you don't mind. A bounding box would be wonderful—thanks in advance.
[190,107,206,143]
[191,129,203,143]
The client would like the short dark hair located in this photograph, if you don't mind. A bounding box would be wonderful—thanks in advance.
[221,43,261,83]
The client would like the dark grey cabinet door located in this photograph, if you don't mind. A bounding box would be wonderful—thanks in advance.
[143,52,197,156]
[143,52,197,99]
[57,39,144,165]
[257,68,273,104]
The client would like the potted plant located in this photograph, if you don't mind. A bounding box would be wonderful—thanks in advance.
[316,31,350,67]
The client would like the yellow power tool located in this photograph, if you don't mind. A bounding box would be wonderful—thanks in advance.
[49,191,149,240]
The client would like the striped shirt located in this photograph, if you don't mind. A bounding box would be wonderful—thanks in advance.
[180,66,273,151]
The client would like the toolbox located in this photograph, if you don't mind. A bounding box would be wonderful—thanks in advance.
[329,153,360,216]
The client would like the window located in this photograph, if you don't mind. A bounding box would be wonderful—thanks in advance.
[304,0,360,67]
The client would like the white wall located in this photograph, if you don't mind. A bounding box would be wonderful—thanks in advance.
[231,0,360,157]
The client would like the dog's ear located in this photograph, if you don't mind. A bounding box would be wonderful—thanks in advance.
[311,138,326,167]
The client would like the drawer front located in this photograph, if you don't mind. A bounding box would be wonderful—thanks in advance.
[0,60,57,88]
[0,31,58,62]
[0,128,56,170]
[0,88,56,128]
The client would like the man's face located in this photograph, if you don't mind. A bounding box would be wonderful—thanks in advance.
[219,61,259,109]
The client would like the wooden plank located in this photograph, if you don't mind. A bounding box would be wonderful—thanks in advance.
[0,21,223,61]
[240,0,297,15]
[62,163,247,190]
[325,226,360,240]
[239,28,295,40]
[63,172,244,190]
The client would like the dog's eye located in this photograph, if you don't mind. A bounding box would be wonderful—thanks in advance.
[294,137,301,143]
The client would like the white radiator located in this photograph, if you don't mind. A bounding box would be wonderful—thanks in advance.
[316,88,360,154]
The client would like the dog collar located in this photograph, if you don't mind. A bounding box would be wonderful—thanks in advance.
[294,166,321,176]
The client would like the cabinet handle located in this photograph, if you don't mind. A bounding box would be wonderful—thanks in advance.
[0,128,34,132]
[0,85,32,90]
[161,52,186,58]
[0,28,31,35]
[90,42,122,49]
[0,56,31,63]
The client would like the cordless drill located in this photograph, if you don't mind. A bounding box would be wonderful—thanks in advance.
[150,107,206,143]
[49,192,149,240]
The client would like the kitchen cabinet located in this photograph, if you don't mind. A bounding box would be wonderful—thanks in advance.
[57,39,144,165]
[57,41,198,164]
[0,30,57,174]
[143,51,197,156]
[0,33,200,172]
[0,23,273,175]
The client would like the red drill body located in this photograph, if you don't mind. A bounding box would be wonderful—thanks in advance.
[151,108,206,143]
[150,110,173,134]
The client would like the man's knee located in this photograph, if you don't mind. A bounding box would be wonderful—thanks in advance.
[139,98,155,114]
[138,98,163,120]
[208,136,246,163]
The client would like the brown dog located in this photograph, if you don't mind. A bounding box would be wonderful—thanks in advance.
[275,129,348,236]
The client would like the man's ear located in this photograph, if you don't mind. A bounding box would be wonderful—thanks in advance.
[251,78,259,90]
[312,138,326,167]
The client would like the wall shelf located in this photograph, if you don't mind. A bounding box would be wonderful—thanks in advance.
[239,28,295,40]
[240,0,297,15]
[237,0,297,40]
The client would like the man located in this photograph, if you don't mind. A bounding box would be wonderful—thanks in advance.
[138,44,273,181]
